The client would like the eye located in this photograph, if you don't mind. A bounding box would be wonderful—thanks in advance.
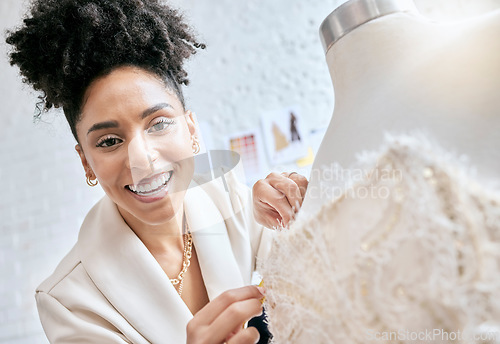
[96,135,123,148]
[147,118,175,134]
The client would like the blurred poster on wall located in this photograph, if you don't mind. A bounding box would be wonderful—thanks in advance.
[225,129,266,185]
[261,106,308,165]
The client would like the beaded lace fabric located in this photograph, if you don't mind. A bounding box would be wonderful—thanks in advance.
[258,134,500,344]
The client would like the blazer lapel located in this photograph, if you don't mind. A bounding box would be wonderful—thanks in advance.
[184,179,246,301]
[78,196,192,343]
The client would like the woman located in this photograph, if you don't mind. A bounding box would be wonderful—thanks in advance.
[6,0,307,343]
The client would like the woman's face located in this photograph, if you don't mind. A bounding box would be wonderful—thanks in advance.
[75,66,196,226]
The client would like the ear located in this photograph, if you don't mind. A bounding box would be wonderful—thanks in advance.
[185,110,197,137]
[75,144,94,178]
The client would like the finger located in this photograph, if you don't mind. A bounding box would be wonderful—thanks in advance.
[254,178,293,216]
[253,180,284,228]
[191,286,264,327]
[256,182,294,226]
[254,173,300,226]
[288,173,309,205]
[210,298,263,344]
[268,175,302,213]
[223,321,245,343]
[255,204,282,229]
[227,326,260,344]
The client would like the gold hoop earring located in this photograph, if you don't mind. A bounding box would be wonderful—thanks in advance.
[192,137,200,154]
[86,176,98,187]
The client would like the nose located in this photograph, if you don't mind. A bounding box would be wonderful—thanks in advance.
[126,133,159,182]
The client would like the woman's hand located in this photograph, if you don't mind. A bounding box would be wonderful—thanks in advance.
[186,285,265,344]
[252,172,308,229]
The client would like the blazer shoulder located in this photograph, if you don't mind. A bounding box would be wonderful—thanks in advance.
[36,196,110,294]
[36,244,82,294]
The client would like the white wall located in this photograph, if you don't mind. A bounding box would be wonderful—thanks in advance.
[1,0,498,342]
[0,0,104,342]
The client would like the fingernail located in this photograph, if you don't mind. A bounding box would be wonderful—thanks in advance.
[295,200,301,212]
[257,287,266,305]
[257,286,266,296]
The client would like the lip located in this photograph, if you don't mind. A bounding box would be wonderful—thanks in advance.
[125,170,173,203]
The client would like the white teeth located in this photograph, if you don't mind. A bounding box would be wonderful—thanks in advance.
[129,171,173,194]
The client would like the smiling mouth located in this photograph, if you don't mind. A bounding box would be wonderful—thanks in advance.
[125,170,173,196]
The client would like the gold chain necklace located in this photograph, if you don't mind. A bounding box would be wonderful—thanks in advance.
[169,215,192,296]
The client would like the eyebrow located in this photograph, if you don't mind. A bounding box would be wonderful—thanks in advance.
[86,103,172,136]
[86,120,119,136]
[141,102,172,119]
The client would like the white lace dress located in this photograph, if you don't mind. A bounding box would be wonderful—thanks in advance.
[258,135,500,344]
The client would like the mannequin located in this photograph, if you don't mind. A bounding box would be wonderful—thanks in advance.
[302,0,500,214]
[259,1,500,343]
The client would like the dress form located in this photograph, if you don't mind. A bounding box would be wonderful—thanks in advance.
[259,3,500,342]
[302,0,500,215]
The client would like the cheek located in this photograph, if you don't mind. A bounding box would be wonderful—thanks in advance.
[155,133,194,163]
[91,154,124,188]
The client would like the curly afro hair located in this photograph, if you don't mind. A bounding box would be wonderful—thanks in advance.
[6,0,205,141]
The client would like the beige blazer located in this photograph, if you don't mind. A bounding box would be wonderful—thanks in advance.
[36,169,271,343]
